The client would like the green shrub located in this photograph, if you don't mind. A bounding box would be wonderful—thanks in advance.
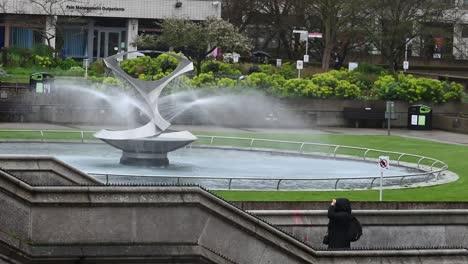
[335,80,361,99]
[89,60,105,77]
[32,44,54,57]
[311,72,339,88]
[217,77,238,87]
[190,72,216,87]
[373,74,463,103]
[66,66,85,76]
[276,62,296,79]
[201,60,242,76]
[120,53,179,80]
[59,57,80,70]
[34,55,53,68]
[355,63,387,75]
[7,46,33,67]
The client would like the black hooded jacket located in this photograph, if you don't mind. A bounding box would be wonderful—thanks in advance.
[327,198,352,249]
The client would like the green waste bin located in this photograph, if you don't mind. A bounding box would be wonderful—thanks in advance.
[407,104,432,130]
[30,72,54,93]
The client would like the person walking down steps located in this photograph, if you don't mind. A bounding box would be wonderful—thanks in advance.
[326,198,353,249]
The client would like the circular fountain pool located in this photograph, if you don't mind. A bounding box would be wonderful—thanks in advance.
[0,142,443,190]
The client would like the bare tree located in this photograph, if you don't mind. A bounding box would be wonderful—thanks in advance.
[305,0,370,71]
[253,0,303,59]
[222,0,258,31]
[365,0,459,72]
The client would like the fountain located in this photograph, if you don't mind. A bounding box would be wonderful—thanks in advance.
[94,51,197,166]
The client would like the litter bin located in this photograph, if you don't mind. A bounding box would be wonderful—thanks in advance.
[30,72,54,93]
[407,104,432,130]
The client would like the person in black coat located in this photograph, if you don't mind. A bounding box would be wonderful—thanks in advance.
[327,198,352,249]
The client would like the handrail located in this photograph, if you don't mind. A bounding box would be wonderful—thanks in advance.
[0,129,449,191]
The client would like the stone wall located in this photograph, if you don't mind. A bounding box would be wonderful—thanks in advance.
[1,85,468,133]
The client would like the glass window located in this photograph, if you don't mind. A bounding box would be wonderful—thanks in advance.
[62,29,88,58]
[10,27,33,48]
[462,25,468,38]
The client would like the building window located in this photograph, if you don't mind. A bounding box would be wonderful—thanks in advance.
[10,27,33,48]
[462,25,468,38]
[63,29,88,58]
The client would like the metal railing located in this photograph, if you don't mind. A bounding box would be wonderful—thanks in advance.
[0,130,449,190]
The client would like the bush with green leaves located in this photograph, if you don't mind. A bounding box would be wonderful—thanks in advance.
[89,60,105,77]
[189,72,217,87]
[58,57,80,70]
[334,80,361,99]
[276,62,296,79]
[120,53,179,80]
[34,55,53,68]
[201,60,242,76]
[247,72,286,96]
[373,74,463,103]
[66,66,85,76]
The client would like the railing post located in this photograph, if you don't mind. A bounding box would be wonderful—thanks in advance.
[106,174,109,185]
[210,137,214,145]
[334,179,340,190]
[417,157,425,169]
[399,176,406,186]
[299,143,305,153]
[363,149,371,160]
[81,131,84,143]
[333,146,340,159]
[276,179,283,190]
[228,178,233,190]
[40,130,44,142]
[250,139,255,148]
[397,154,404,166]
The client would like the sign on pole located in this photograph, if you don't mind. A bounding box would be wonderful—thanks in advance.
[378,156,389,201]
[296,60,304,70]
[379,156,390,171]
[276,59,282,67]
[304,55,309,63]
[403,61,409,70]
[296,60,303,78]
[83,58,89,79]
[308,32,323,38]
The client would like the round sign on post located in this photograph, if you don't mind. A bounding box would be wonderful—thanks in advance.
[296,60,304,70]
[378,156,390,171]
[378,156,389,201]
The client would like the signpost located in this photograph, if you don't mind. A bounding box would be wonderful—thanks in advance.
[385,101,395,136]
[276,59,282,67]
[296,60,304,78]
[378,156,390,201]
[293,30,322,66]
[83,58,89,79]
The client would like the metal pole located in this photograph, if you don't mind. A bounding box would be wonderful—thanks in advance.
[387,114,391,136]
[298,69,301,79]
[379,171,383,201]
[404,38,409,72]
[306,38,309,56]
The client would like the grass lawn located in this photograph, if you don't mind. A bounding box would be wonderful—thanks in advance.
[0,128,467,202]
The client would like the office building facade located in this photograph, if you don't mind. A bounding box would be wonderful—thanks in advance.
[0,0,221,60]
